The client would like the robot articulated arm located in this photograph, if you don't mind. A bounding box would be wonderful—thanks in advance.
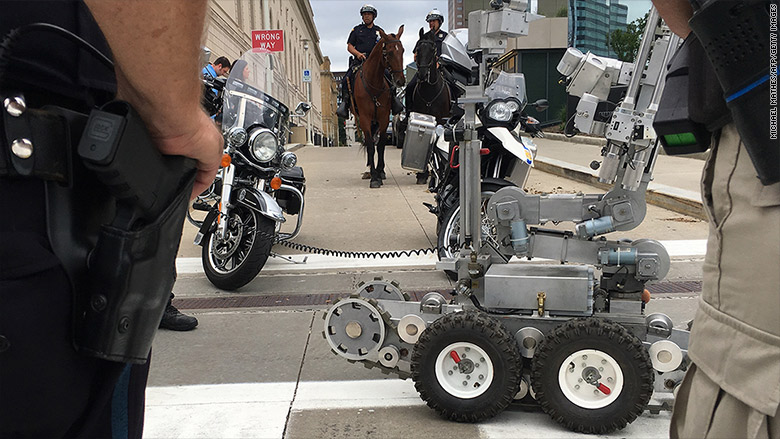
[484,8,681,287]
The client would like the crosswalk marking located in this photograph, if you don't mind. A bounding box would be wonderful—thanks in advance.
[144,380,671,438]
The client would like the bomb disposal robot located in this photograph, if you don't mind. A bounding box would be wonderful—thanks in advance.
[324,2,689,433]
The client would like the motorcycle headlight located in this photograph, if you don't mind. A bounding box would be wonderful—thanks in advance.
[486,99,520,122]
[248,129,278,162]
[281,151,297,169]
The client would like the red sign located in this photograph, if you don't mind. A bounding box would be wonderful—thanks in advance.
[251,30,284,52]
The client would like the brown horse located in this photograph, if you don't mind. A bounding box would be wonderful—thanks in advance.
[350,25,406,188]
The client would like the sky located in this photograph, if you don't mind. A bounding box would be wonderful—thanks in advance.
[625,0,653,22]
[310,0,654,72]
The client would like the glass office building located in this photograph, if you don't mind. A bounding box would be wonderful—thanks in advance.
[568,0,627,57]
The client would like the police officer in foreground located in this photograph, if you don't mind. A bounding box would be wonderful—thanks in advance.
[336,4,404,119]
[650,1,780,437]
[0,0,222,436]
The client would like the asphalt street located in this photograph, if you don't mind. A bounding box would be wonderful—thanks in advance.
[147,141,710,438]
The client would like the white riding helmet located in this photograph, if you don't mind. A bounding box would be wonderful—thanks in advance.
[360,4,377,16]
[426,9,444,24]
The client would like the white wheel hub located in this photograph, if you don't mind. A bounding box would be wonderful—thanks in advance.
[435,342,494,399]
[558,349,623,409]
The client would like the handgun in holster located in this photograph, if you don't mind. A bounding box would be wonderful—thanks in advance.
[655,0,778,185]
[73,101,196,363]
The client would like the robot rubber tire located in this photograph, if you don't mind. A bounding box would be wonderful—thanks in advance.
[411,310,522,422]
[531,317,654,434]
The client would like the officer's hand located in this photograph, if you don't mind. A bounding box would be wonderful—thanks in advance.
[357,53,367,61]
[151,111,223,199]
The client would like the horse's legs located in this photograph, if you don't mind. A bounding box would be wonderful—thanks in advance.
[368,143,381,188]
[376,131,386,181]
[364,131,380,188]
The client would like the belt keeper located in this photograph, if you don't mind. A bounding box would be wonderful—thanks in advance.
[1,93,72,182]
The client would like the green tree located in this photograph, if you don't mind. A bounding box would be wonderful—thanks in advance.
[555,6,568,17]
[609,12,648,62]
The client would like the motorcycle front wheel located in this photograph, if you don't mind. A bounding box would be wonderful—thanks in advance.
[437,182,511,281]
[202,204,276,290]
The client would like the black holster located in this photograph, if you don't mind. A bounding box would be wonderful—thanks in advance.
[71,101,196,363]
[74,171,194,363]
[12,99,196,364]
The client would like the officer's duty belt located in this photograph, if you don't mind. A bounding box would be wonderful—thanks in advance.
[1,92,83,183]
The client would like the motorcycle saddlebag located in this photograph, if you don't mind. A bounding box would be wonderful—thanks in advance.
[401,112,437,172]
[278,166,305,215]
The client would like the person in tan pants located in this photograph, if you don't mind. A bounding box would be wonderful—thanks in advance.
[653,1,780,438]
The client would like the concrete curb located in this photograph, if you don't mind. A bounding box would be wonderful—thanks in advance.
[543,132,608,147]
[535,156,707,221]
[542,132,710,160]
[285,143,305,152]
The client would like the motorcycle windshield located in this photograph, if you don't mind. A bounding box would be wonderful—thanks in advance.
[485,71,527,108]
[223,50,291,138]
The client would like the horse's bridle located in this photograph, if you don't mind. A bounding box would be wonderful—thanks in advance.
[381,38,404,75]
[415,39,438,85]
[357,37,403,109]
[412,39,447,108]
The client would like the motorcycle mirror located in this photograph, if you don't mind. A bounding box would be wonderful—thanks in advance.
[532,99,549,112]
[295,102,311,115]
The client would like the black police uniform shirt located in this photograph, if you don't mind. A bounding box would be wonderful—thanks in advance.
[414,29,448,58]
[0,1,116,104]
[347,23,385,60]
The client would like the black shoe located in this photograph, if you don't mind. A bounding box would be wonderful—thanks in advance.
[159,304,198,331]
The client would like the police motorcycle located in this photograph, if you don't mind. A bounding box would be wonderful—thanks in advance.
[189,50,308,291]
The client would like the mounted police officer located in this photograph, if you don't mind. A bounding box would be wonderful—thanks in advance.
[404,9,453,114]
[336,4,403,119]
[416,9,447,59]
[0,0,222,436]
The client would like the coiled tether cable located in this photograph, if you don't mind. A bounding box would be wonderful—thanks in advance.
[196,206,474,259]
[273,237,463,259]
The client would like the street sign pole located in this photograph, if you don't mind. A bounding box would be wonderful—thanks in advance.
[303,41,313,146]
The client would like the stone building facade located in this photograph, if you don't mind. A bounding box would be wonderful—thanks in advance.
[203,0,326,144]
[319,57,339,146]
